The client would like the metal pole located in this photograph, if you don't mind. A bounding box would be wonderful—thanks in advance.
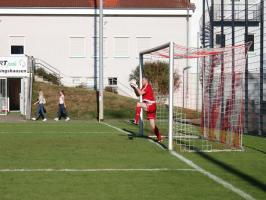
[202,0,206,136]
[220,0,225,134]
[244,0,249,134]
[26,57,34,120]
[139,54,144,136]
[232,0,235,47]
[183,66,191,108]
[140,42,171,55]
[169,42,174,151]
[221,0,225,47]
[183,69,185,108]
[196,32,199,112]
[186,6,190,109]
[202,0,206,48]
[210,0,214,48]
[99,0,104,121]
[259,0,264,135]
[231,0,236,139]
[186,6,189,57]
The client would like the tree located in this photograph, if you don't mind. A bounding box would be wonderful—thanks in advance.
[129,61,181,96]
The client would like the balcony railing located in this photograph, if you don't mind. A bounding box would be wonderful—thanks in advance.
[212,3,260,22]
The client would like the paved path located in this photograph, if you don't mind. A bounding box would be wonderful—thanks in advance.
[0,113,26,122]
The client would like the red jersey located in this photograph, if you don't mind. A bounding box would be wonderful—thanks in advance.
[142,84,155,102]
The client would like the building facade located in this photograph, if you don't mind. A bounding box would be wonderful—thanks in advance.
[201,0,266,135]
[0,0,195,103]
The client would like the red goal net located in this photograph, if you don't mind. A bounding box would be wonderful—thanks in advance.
[147,43,250,150]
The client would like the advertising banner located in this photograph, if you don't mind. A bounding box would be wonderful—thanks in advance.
[0,57,28,77]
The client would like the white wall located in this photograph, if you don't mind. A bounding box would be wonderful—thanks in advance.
[0,15,188,96]
[189,1,202,73]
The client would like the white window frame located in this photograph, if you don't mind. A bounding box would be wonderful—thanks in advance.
[136,36,152,57]
[108,77,118,86]
[9,35,25,56]
[69,36,86,58]
[114,36,130,58]
[72,77,82,85]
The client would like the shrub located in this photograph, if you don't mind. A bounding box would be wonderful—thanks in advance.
[129,61,181,95]
[35,68,61,85]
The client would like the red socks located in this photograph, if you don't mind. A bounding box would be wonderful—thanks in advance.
[134,106,141,124]
[134,106,162,141]
[153,126,162,141]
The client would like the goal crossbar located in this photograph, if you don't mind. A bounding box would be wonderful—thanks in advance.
[139,42,174,150]
[138,42,249,151]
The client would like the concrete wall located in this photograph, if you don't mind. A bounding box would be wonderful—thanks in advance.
[0,14,188,97]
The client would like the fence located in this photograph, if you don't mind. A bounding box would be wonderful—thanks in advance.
[201,0,266,135]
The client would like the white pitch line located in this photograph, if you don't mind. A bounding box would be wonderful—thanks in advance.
[170,151,256,200]
[102,122,131,135]
[0,168,196,172]
[85,123,256,200]
[0,131,115,134]
[102,122,165,150]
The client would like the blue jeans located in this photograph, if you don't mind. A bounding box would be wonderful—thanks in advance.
[36,104,45,120]
[58,104,68,120]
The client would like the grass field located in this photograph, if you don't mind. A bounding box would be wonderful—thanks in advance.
[0,120,265,200]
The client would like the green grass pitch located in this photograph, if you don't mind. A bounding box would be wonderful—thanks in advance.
[0,121,265,200]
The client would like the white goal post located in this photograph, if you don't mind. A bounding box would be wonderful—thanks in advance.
[138,41,248,152]
[139,42,175,151]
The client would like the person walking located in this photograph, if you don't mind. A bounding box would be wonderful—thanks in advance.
[32,89,47,121]
[54,90,70,121]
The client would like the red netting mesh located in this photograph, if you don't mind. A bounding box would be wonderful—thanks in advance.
[146,43,250,149]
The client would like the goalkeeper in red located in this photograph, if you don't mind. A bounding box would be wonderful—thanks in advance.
[130,77,163,142]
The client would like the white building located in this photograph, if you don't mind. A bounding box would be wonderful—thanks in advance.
[0,0,196,110]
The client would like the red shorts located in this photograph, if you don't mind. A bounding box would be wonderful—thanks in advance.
[145,102,156,120]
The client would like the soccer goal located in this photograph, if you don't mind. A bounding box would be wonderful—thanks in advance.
[138,42,250,152]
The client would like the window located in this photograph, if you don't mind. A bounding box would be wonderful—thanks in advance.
[108,77,117,86]
[114,37,129,57]
[9,36,25,55]
[246,34,254,52]
[69,37,85,58]
[136,37,151,55]
[72,77,81,85]
[11,46,24,54]
[216,34,225,47]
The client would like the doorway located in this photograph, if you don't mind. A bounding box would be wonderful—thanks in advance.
[0,78,8,115]
[8,78,21,111]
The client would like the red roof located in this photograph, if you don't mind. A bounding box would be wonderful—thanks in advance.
[0,0,195,9]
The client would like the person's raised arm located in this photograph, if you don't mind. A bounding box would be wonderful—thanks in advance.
[130,81,145,97]
[33,99,39,105]
[132,86,145,97]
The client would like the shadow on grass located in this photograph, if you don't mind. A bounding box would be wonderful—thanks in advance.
[244,145,266,155]
[116,121,266,192]
[122,128,167,150]
[245,132,266,138]
[176,140,266,192]
[195,151,266,193]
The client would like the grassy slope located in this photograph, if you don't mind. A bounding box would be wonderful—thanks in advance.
[32,82,136,120]
[0,122,242,200]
